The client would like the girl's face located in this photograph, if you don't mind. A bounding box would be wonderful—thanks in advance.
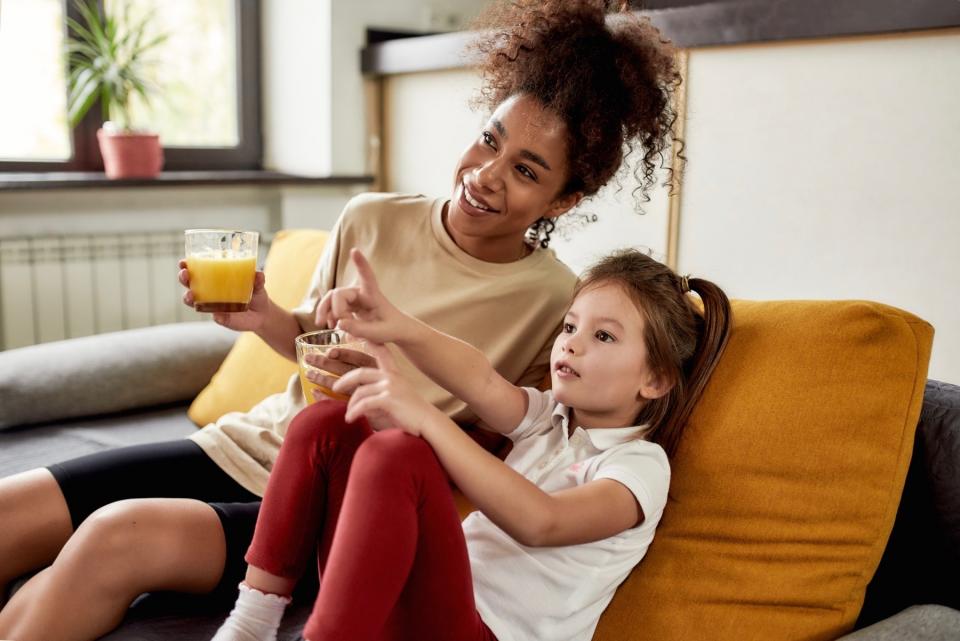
[551,282,668,430]
[445,94,582,263]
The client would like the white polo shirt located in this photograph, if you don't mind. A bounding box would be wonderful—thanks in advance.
[464,388,671,641]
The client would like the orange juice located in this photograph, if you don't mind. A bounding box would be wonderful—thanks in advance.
[186,254,257,312]
[298,369,350,403]
[295,330,367,404]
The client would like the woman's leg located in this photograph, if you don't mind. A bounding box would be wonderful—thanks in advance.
[0,469,73,594]
[0,440,260,641]
[303,430,495,641]
[0,440,256,593]
[0,497,230,641]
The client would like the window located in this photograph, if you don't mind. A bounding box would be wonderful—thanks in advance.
[0,0,261,172]
[0,0,72,163]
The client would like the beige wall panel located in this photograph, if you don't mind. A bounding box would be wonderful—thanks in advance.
[678,30,960,382]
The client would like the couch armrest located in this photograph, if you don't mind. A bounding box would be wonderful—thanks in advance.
[838,605,960,640]
[0,322,237,430]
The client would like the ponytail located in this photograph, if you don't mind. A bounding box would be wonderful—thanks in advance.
[655,278,731,458]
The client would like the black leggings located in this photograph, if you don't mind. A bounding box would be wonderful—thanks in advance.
[46,440,269,599]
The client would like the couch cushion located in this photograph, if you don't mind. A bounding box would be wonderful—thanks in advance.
[595,300,933,641]
[0,322,236,431]
[0,404,197,477]
[188,230,329,426]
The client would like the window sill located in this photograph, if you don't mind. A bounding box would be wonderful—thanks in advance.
[0,170,375,192]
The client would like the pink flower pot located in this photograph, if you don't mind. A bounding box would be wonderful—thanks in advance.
[96,129,164,179]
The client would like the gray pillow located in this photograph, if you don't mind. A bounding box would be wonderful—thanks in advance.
[0,322,237,430]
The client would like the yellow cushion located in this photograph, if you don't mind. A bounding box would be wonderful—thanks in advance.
[188,230,330,426]
[595,300,933,641]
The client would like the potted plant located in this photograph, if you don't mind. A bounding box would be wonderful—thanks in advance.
[66,0,168,179]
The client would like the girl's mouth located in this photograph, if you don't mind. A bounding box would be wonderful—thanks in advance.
[555,361,580,378]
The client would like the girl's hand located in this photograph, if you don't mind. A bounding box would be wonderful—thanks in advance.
[315,249,414,345]
[178,259,270,332]
[333,343,443,436]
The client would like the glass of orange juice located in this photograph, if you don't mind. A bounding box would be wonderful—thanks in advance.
[296,329,368,403]
[185,229,259,312]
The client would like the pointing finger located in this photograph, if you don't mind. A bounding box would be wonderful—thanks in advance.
[350,249,382,296]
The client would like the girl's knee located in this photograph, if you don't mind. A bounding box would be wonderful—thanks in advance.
[285,400,368,451]
[355,430,435,473]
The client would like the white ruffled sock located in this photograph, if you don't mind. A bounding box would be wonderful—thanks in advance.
[210,582,292,641]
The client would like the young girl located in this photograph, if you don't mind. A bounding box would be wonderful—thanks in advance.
[212,246,731,641]
[0,2,684,640]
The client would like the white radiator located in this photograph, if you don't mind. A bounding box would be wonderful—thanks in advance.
[0,231,244,350]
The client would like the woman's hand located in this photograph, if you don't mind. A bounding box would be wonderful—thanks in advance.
[333,343,444,436]
[315,249,415,345]
[178,259,270,332]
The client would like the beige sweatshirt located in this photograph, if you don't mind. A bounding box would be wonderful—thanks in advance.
[190,192,577,496]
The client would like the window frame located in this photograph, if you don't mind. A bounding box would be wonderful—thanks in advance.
[0,0,261,172]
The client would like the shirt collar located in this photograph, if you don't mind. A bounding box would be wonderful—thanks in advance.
[550,401,649,450]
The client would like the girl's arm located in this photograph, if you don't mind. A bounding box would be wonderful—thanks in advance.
[425,418,644,546]
[336,347,642,547]
[321,248,528,434]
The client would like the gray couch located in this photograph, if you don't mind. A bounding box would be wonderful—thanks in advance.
[1,323,958,640]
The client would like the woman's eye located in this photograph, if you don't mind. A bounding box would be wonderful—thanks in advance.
[482,131,495,147]
[516,165,536,181]
[563,322,575,333]
[596,330,615,343]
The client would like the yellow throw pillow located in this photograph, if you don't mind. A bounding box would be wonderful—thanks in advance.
[188,229,329,426]
[595,300,932,641]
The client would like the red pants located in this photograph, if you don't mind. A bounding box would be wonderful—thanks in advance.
[245,400,497,641]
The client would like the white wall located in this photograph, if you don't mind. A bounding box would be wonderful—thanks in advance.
[263,0,485,176]
[261,0,333,175]
[678,30,960,382]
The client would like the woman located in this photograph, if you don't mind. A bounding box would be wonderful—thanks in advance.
[0,2,682,639]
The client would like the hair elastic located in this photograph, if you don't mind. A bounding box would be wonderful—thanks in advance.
[680,275,691,293]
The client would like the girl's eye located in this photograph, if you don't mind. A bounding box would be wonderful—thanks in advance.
[482,131,496,147]
[516,165,537,181]
[595,330,615,343]
[563,322,575,333]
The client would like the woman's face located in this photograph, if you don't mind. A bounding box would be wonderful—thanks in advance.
[445,94,582,263]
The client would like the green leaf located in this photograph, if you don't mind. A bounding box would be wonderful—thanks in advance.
[65,16,101,51]
[75,0,110,54]
[67,70,101,127]
[64,0,168,131]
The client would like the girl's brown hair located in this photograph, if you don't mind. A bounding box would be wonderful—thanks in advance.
[471,0,684,244]
[576,250,732,458]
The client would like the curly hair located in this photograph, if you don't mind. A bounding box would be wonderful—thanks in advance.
[470,0,684,212]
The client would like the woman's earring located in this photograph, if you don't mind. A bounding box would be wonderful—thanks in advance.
[526,217,555,249]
